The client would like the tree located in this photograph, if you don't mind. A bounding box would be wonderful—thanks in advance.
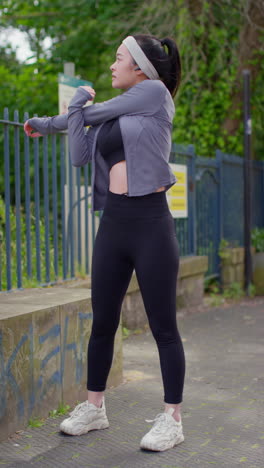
[222,0,264,157]
[113,0,264,157]
[1,0,264,158]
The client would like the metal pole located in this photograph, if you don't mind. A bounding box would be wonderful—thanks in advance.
[187,144,196,256]
[64,63,75,188]
[63,62,77,276]
[243,69,252,295]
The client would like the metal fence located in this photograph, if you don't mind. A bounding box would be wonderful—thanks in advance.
[171,144,264,278]
[0,109,101,292]
[1,109,264,292]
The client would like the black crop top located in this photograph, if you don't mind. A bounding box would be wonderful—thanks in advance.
[97,118,125,169]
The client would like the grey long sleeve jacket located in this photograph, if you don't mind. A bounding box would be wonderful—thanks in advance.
[28,79,177,211]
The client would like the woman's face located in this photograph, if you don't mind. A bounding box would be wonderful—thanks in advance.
[110,43,146,90]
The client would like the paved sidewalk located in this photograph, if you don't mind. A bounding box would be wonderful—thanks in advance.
[0,298,263,467]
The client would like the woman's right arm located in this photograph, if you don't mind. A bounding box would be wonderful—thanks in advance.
[24,79,167,135]
[25,114,68,136]
[24,87,95,136]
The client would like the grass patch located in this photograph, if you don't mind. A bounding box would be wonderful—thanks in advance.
[28,418,45,428]
[49,402,70,418]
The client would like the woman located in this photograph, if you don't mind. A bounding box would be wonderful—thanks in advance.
[24,34,186,452]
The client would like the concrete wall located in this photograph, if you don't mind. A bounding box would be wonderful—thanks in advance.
[0,288,122,442]
[0,255,208,441]
[66,255,208,330]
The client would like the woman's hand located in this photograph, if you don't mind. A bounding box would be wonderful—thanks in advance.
[24,120,43,138]
[80,86,96,101]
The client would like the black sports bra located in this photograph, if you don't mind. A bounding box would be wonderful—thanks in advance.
[97,118,125,169]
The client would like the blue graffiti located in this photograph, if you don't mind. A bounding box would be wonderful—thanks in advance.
[61,312,92,385]
[0,311,92,421]
[39,324,61,344]
[41,346,60,370]
[77,312,93,383]
[0,332,6,419]
[0,333,28,418]
[29,324,34,415]
[37,323,61,402]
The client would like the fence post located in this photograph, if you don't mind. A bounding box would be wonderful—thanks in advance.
[33,131,41,283]
[262,161,264,224]
[51,135,59,279]
[24,111,32,280]
[14,110,22,289]
[60,135,67,279]
[187,144,196,255]
[216,149,224,278]
[4,108,12,291]
[43,135,50,284]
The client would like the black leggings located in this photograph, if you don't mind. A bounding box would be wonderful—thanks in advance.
[87,190,185,404]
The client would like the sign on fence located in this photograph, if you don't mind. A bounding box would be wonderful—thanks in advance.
[167,164,188,218]
[58,73,93,114]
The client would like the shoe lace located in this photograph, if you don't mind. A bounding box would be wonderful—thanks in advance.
[145,413,171,434]
[69,402,88,418]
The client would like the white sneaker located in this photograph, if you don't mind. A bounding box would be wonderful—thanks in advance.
[140,408,184,451]
[60,398,109,435]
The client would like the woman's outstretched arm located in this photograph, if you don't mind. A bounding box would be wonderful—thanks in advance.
[24,113,69,136]
[24,86,96,137]
[24,79,167,136]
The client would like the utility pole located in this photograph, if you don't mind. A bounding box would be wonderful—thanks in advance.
[59,65,93,276]
[243,69,252,295]
[64,62,75,188]
[63,62,77,277]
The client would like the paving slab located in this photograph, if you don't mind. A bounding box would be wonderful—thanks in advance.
[0,298,263,467]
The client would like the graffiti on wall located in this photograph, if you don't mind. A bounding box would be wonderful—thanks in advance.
[0,311,93,421]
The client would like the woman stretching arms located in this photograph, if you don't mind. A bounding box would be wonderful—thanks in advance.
[24,34,185,452]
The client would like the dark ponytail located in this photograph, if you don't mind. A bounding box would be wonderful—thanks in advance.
[132,34,181,98]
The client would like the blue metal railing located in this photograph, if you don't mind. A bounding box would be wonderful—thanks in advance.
[171,143,264,278]
[3,109,12,291]
[1,110,264,291]
[0,108,100,292]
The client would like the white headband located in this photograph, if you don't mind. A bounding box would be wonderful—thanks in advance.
[122,36,159,80]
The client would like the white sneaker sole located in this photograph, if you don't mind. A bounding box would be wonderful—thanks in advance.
[60,418,109,436]
[140,434,184,451]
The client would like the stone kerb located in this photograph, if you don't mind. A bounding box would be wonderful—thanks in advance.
[0,288,122,442]
[221,247,255,288]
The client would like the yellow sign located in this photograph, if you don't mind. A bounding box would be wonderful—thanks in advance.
[167,164,188,218]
